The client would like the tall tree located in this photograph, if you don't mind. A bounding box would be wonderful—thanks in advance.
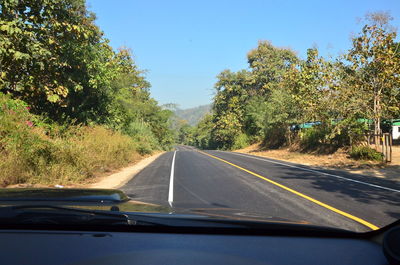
[284,48,332,123]
[346,12,400,135]
[0,0,117,122]
[211,70,251,149]
[247,40,298,95]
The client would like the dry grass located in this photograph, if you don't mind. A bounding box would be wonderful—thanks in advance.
[235,143,400,181]
[0,93,152,187]
[0,126,145,187]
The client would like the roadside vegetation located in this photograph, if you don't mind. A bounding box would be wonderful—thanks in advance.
[0,0,174,186]
[0,95,140,186]
[0,1,398,186]
[179,12,400,162]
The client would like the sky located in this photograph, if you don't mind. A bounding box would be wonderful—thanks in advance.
[87,0,400,109]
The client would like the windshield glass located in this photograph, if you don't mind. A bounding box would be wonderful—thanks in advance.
[0,0,399,233]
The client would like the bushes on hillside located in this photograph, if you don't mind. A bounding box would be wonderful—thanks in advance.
[232,133,250,150]
[0,94,146,187]
[263,126,288,149]
[299,126,330,150]
[124,120,161,155]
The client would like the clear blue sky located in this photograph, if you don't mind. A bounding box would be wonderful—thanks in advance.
[87,0,400,109]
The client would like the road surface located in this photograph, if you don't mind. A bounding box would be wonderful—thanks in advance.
[121,145,400,232]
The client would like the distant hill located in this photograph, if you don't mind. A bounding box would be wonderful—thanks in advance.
[174,104,212,126]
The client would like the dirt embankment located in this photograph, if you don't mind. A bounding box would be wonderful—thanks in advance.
[235,144,400,182]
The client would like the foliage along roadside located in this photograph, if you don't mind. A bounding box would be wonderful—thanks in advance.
[180,12,400,158]
[0,93,146,186]
[0,0,175,185]
[0,0,175,150]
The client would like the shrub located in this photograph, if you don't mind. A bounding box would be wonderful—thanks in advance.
[0,123,142,186]
[64,126,140,176]
[263,125,287,149]
[124,121,160,155]
[300,126,328,149]
[0,94,147,186]
[232,133,250,150]
[349,146,383,161]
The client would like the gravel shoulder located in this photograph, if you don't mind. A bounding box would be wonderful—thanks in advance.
[89,151,165,189]
[234,144,400,182]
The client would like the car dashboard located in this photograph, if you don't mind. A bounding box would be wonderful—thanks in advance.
[0,227,391,265]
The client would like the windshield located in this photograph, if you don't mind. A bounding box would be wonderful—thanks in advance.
[0,0,399,233]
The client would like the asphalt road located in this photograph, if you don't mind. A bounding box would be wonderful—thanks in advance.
[121,145,400,232]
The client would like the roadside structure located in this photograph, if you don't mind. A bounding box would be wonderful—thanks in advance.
[391,119,400,141]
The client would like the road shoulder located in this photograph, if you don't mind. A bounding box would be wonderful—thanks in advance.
[234,144,400,182]
[89,151,165,189]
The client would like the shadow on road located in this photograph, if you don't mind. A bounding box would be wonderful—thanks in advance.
[278,168,400,208]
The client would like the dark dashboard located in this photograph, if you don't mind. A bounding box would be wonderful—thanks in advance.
[0,226,395,265]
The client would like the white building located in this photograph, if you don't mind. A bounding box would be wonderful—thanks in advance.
[392,120,400,140]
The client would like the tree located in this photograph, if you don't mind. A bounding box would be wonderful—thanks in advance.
[177,122,194,145]
[284,48,332,123]
[212,70,251,149]
[346,12,400,135]
[210,42,300,149]
[105,47,151,129]
[0,1,175,150]
[0,0,107,109]
[192,114,214,149]
[247,40,298,95]
[263,86,302,147]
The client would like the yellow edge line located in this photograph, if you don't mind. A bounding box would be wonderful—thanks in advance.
[198,150,379,231]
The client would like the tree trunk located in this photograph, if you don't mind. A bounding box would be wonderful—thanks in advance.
[287,126,292,146]
[373,87,382,151]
